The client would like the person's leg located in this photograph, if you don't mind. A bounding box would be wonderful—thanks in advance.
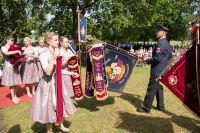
[14,86,21,101]
[26,84,32,97]
[59,122,69,132]
[46,123,53,133]
[10,86,19,104]
[31,84,36,96]
[156,82,165,110]
[142,77,158,111]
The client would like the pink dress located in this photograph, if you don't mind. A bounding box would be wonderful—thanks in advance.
[21,46,40,84]
[35,46,47,79]
[1,45,22,86]
[30,49,76,124]
[59,48,74,97]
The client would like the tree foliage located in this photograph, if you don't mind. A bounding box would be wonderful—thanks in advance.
[0,0,197,43]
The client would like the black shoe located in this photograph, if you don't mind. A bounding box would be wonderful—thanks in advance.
[137,108,150,113]
[155,107,165,112]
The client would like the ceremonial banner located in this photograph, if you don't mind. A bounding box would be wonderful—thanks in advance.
[160,44,200,116]
[56,56,63,124]
[92,47,108,100]
[80,16,87,41]
[68,56,83,100]
[85,46,94,97]
[104,44,138,92]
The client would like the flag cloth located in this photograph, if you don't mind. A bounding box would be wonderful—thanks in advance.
[85,45,94,97]
[104,44,138,92]
[92,47,108,100]
[160,44,200,116]
[68,56,83,100]
[80,16,87,41]
[56,56,63,124]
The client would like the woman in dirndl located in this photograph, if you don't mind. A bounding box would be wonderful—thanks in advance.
[59,36,75,98]
[1,35,22,104]
[35,36,47,79]
[30,32,78,133]
[21,37,40,97]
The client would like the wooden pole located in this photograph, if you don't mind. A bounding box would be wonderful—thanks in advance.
[76,5,83,88]
[196,0,200,107]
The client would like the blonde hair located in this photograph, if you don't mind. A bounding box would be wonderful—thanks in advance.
[45,32,58,45]
[23,37,32,45]
[38,36,45,42]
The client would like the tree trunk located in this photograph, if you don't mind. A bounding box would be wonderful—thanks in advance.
[72,8,79,45]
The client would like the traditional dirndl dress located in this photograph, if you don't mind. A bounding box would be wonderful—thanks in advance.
[35,46,47,79]
[59,48,75,97]
[30,49,76,124]
[1,45,21,86]
[21,46,40,84]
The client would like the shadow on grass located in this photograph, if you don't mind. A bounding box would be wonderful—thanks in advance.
[31,122,46,133]
[163,110,200,133]
[76,96,115,111]
[0,112,5,133]
[119,92,144,109]
[118,93,200,132]
[116,107,200,133]
[31,120,71,133]
[7,124,21,133]
[115,112,173,133]
[171,115,200,133]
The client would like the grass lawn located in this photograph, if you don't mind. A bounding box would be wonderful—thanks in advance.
[0,66,199,133]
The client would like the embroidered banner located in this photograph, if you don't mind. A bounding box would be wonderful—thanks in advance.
[92,47,108,100]
[68,56,83,100]
[104,44,138,92]
[85,46,94,97]
[80,16,87,41]
[56,56,63,124]
[160,44,200,116]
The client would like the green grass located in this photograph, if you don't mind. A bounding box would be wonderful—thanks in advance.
[0,66,200,133]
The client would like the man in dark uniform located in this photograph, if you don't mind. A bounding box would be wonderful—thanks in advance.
[137,25,172,113]
[67,36,77,54]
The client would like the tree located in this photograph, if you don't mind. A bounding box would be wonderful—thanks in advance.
[89,0,196,43]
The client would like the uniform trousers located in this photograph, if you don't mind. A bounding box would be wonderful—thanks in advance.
[143,76,164,111]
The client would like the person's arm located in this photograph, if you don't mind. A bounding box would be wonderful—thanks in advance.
[1,46,21,56]
[61,69,79,77]
[145,44,165,64]
[40,52,55,76]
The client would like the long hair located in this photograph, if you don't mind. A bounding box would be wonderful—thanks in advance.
[59,36,68,48]
[45,32,58,46]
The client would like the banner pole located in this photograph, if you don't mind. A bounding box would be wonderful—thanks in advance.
[76,6,83,88]
[196,22,200,107]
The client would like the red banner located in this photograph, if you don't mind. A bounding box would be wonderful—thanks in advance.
[56,56,63,124]
[160,44,200,116]
[68,56,83,100]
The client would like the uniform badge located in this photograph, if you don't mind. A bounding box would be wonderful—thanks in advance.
[156,47,161,53]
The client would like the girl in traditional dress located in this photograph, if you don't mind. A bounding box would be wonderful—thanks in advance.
[59,36,75,97]
[35,36,47,79]
[1,36,22,104]
[30,32,78,133]
[21,37,40,97]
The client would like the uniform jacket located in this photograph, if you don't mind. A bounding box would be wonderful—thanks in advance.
[146,38,172,77]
